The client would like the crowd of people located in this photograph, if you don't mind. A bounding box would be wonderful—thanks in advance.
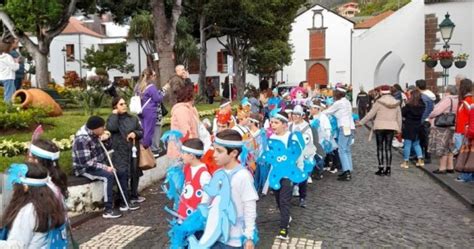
[1,62,473,248]
[357,76,474,182]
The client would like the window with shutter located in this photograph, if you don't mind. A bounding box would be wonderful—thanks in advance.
[66,44,75,61]
[217,51,223,73]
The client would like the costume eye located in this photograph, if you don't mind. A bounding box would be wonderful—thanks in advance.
[183,185,194,199]
[196,190,203,197]
[186,208,193,215]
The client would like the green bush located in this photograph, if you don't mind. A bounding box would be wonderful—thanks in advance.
[0,102,48,130]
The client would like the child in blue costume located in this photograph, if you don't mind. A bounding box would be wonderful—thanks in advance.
[268,111,306,240]
[210,129,258,248]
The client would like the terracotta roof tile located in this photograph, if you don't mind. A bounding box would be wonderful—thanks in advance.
[354,10,394,29]
[61,17,104,38]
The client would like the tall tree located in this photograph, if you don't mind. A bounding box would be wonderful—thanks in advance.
[0,0,92,88]
[128,11,157,72]
[98,0,183,87]
[248,38,293,80]
[174,17,198,69]
[82,43,134,73]
[206,0,304,99]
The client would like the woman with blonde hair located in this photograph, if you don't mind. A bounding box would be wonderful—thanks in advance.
[134,68,169,154]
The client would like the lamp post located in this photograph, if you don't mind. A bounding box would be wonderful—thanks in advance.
[134,34,143,74]
[439,12,455,87]
[61,47,67,75]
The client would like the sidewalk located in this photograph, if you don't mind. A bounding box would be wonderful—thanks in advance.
[415,158,474,209]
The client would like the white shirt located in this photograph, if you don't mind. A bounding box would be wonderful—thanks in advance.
[222,167,258,247]
[190,163,212,204]
[0,53,19,80]
[0,203,48,249]
[323,98,355,130]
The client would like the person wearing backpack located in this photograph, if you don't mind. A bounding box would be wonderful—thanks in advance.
[356,87,370,120]
[454,78,474,182]
[0,163,67,248]
[135,68,169,156]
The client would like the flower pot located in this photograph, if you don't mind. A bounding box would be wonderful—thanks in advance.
[440,59,453,68]
[455,60,467,69]
[425,60,437,68]
[12,89,63,117]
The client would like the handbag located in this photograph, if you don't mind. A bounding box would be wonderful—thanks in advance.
[139,144,156,170]
[455,140,474,173]
[130,85,153,115]
[161,103,168,117]
[434,98,456,128]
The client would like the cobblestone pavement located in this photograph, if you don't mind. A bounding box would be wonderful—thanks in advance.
[73,128,474,248]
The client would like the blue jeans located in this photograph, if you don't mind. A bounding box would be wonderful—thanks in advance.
[453,133,464,153]
[1,79,15,103]
[82,168,115,210]
[403,139,423,161]
[337,128,354,172]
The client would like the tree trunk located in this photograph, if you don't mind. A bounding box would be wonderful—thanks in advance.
[151,0,182,87]
[233,49,245,100]
[32,52,50,88]
[198,14,207,96]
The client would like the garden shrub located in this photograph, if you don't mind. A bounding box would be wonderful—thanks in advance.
[0,102,48,130]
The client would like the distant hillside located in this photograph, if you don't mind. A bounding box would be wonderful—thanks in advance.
[357,0,411,16]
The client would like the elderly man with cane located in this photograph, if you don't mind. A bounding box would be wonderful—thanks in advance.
[73,116,138,219]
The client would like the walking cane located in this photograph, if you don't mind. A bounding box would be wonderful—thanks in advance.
[98,140,130,209]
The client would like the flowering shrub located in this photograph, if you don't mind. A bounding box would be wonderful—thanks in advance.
[438,50,454,60]
[455,53,469,61]
[0,135,74,157]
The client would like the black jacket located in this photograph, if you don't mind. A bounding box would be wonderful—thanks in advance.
[106,113,143,172]
[402,101,425,140]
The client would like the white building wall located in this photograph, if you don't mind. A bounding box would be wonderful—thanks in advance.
[188,37,260,94]
[281,5,353,86]
[352,0,425,102]
[424,1,474,84]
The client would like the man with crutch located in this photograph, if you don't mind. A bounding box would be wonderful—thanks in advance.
[73,116,137,219]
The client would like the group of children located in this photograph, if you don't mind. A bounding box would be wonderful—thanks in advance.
[164,84,353,248]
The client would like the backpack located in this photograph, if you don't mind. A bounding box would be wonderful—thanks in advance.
[464,101,474,139]
[0,223,69,249]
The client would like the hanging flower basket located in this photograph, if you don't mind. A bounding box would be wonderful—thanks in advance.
[440,59,453,68]
[455,60,466,68]
[425,60,437,68]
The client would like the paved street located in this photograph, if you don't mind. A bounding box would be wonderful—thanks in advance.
[73,127,474,248]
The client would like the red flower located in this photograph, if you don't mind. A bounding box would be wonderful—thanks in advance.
[438,50,454,60]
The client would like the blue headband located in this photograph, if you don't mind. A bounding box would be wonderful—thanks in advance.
[7,163,49,190]
[30,144,60,161]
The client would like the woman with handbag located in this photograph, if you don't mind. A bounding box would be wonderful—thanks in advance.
[106,96,144,207]
[358,85,402,176]
[167,83,199,160]
[454,78,474,182]
[135,68,169,152]
[428,85,458,174]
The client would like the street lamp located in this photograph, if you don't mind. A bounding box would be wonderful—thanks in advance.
[134,33,143,74]
[439,13,455,45]
[438,12,456,87]
[61,47,66,75]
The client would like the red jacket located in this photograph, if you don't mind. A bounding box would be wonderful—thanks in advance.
[455,95,474,134]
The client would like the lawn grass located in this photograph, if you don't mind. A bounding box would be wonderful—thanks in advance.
[1,102,224,174]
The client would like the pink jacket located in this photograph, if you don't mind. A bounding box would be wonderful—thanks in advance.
[428,95,458,126]
[167,101,199,159]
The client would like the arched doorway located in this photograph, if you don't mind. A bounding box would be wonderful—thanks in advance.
[307,63,328,87]
[374,51,405,87]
